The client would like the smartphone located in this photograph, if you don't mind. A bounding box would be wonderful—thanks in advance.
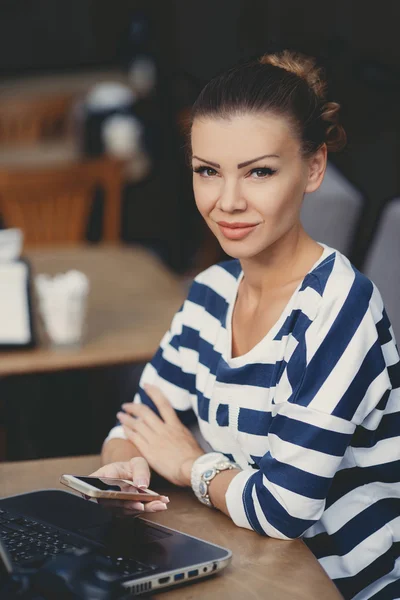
[60,474,164,501]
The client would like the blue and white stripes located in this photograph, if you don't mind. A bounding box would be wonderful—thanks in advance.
[107,244,400,599]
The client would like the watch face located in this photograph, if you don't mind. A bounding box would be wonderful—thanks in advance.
[203,468,216,481]
[199,480,208,497]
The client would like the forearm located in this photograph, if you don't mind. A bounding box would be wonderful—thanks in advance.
[208,468,240,516]
[101,438,143,465]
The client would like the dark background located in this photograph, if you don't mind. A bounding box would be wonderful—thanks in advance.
[1,0,399,460]
[1,0,398,272]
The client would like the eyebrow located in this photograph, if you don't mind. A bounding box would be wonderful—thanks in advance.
[191,154,280,169]
[238,154,280,168]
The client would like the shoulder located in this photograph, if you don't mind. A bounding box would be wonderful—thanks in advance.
[308,248,372,298]
[304,248,379,315]
[296,248,390,353]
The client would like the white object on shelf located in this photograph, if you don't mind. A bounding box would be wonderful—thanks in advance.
[102,114,143,158]
[85,82,136,111]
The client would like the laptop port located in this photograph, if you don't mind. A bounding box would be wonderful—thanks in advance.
[158,576,170,584]
[174,573,184,581]
[188,569,199,578]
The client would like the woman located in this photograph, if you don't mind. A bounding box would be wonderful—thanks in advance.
[95,51,400,599]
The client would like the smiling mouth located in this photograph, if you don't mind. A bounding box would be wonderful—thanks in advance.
[217,221,259,229]
[217,222,259,240]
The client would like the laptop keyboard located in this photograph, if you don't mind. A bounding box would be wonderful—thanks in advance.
[0,508,155,577]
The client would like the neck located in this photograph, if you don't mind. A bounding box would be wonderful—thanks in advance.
[239,225,323,302]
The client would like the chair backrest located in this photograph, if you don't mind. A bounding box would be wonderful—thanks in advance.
[363,198,400,343]
[0,158,123,246]
[301,162,364,256]
[0,94,75,146]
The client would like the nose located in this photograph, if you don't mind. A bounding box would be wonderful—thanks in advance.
[217,180,247,212]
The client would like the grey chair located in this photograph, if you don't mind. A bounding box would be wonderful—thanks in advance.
[363,198,400,343]
[301,162,364,257]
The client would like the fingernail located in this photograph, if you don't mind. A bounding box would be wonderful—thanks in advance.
[134,479,149,489]
[117,411,124,418]
[150,502,168,512]
[162,496,170,503]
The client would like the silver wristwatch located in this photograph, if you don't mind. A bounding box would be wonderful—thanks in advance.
[191,452,239,507]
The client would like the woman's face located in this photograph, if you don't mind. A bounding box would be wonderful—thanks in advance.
[191,112,326,260]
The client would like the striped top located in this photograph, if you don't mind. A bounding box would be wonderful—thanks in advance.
[107,244,400,600]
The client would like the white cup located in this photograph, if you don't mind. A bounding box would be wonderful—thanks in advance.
[35,271,89,347]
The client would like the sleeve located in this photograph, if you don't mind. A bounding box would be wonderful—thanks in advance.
[225,278,393,539]
[105,299,197,443]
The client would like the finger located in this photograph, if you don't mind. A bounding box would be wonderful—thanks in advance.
[97,498,145,511]
[119,415,155,453]
[142,501,168,513]
[90,461,130,479]
[120,402,164,431]
[117,411,154,439]
[122,426,144,449]
[129,456,151,489]
[143,385,179,424]
[122,428,151,462]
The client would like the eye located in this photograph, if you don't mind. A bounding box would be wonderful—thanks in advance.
[248,167,277,179]
[192,166,218,178]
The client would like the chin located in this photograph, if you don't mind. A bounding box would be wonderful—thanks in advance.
[218,240,267,260]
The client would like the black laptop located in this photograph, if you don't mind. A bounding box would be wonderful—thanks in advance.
[0,489,232,596]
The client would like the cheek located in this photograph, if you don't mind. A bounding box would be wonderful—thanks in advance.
[252,175,304,218]
[193,179,218,216]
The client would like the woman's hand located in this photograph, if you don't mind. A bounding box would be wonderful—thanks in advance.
[117,384,204,487]
[89,456,169,514]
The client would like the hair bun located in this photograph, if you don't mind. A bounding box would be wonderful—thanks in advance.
[260,50,346,152]
[260,50,327,101]
[319,101,347,152]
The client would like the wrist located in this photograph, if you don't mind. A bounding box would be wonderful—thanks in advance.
[101,438,142,465]
[191,453,241,507]
[178,453,205,487]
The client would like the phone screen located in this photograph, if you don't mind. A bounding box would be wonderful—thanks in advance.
[72,476,154,494]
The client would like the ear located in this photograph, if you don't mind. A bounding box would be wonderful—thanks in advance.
[304,144,327,193]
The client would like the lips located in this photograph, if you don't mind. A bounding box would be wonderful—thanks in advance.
[217,221,259,229]
[217,221,259,240]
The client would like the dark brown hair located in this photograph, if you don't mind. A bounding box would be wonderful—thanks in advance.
[189,50,346,157]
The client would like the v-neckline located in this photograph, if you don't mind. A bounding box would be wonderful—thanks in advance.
[224,244,332,366]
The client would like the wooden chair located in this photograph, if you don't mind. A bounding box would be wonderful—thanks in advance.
[0,158,123,246]
[0,94,75,146]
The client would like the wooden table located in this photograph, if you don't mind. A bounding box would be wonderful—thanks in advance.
[0,141,151,184]
[0,455,342,600]
[0,245,186,376]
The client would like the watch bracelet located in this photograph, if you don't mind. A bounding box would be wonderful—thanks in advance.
[195,459,236,508]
